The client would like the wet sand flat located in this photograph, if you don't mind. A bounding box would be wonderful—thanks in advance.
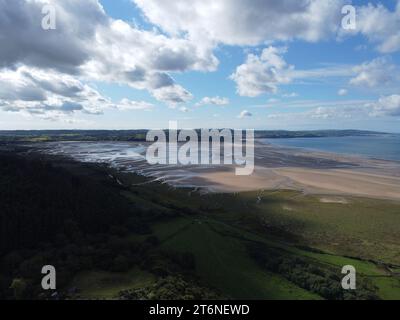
[28,140,400,200]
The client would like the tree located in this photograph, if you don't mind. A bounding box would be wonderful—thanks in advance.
[10,278,28,300]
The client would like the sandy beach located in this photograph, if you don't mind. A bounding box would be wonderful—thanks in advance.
[200,166,400,200]
[197,142,400,200]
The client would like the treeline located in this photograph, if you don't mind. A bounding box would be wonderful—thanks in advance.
[247,243,379,300]
[119,275,222,300]
[0,152,167,299]
[0,153,151,254]
[0,152,224,300]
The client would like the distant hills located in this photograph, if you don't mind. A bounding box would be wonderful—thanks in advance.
[254,129,388,139]
[0,129,389,143]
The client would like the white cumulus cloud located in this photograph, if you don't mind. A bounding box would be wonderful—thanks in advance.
[368,95,400,117]
[238,110,253,119]
[133,0,345,46]
[196,96,229,106]
[349,58,398,88]
[355,2,400,53]
[230,47,293,97]
[0,0,217,113]
[116,99,154,111]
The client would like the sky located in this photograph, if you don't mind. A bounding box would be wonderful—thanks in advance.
[1,0,400,132]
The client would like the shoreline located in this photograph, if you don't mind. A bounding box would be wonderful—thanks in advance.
[9,140,400,201]
[197,142,400,200]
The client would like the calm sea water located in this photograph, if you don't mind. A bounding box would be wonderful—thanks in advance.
[265,134,400,161]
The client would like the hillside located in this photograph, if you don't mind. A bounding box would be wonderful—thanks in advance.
[0,149,399,300]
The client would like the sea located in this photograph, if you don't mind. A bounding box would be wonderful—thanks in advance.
[264,134,400,162]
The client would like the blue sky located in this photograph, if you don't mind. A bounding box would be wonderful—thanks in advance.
[1,0,400,132]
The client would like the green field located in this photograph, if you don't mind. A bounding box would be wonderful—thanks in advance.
[236,190,400,265]
[76,174,398,300]
[154,217,319,299]
[115,172,400,300]
[150,213,400,300]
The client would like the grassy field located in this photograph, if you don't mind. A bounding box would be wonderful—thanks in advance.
[181,188,400,264]
[150,214,400,300]
[237,190,400,265]
[154,217,319,300]
[65,167,400,300]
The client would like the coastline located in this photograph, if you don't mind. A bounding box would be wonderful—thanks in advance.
[16,139,400,201]
[196,141,400,200]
